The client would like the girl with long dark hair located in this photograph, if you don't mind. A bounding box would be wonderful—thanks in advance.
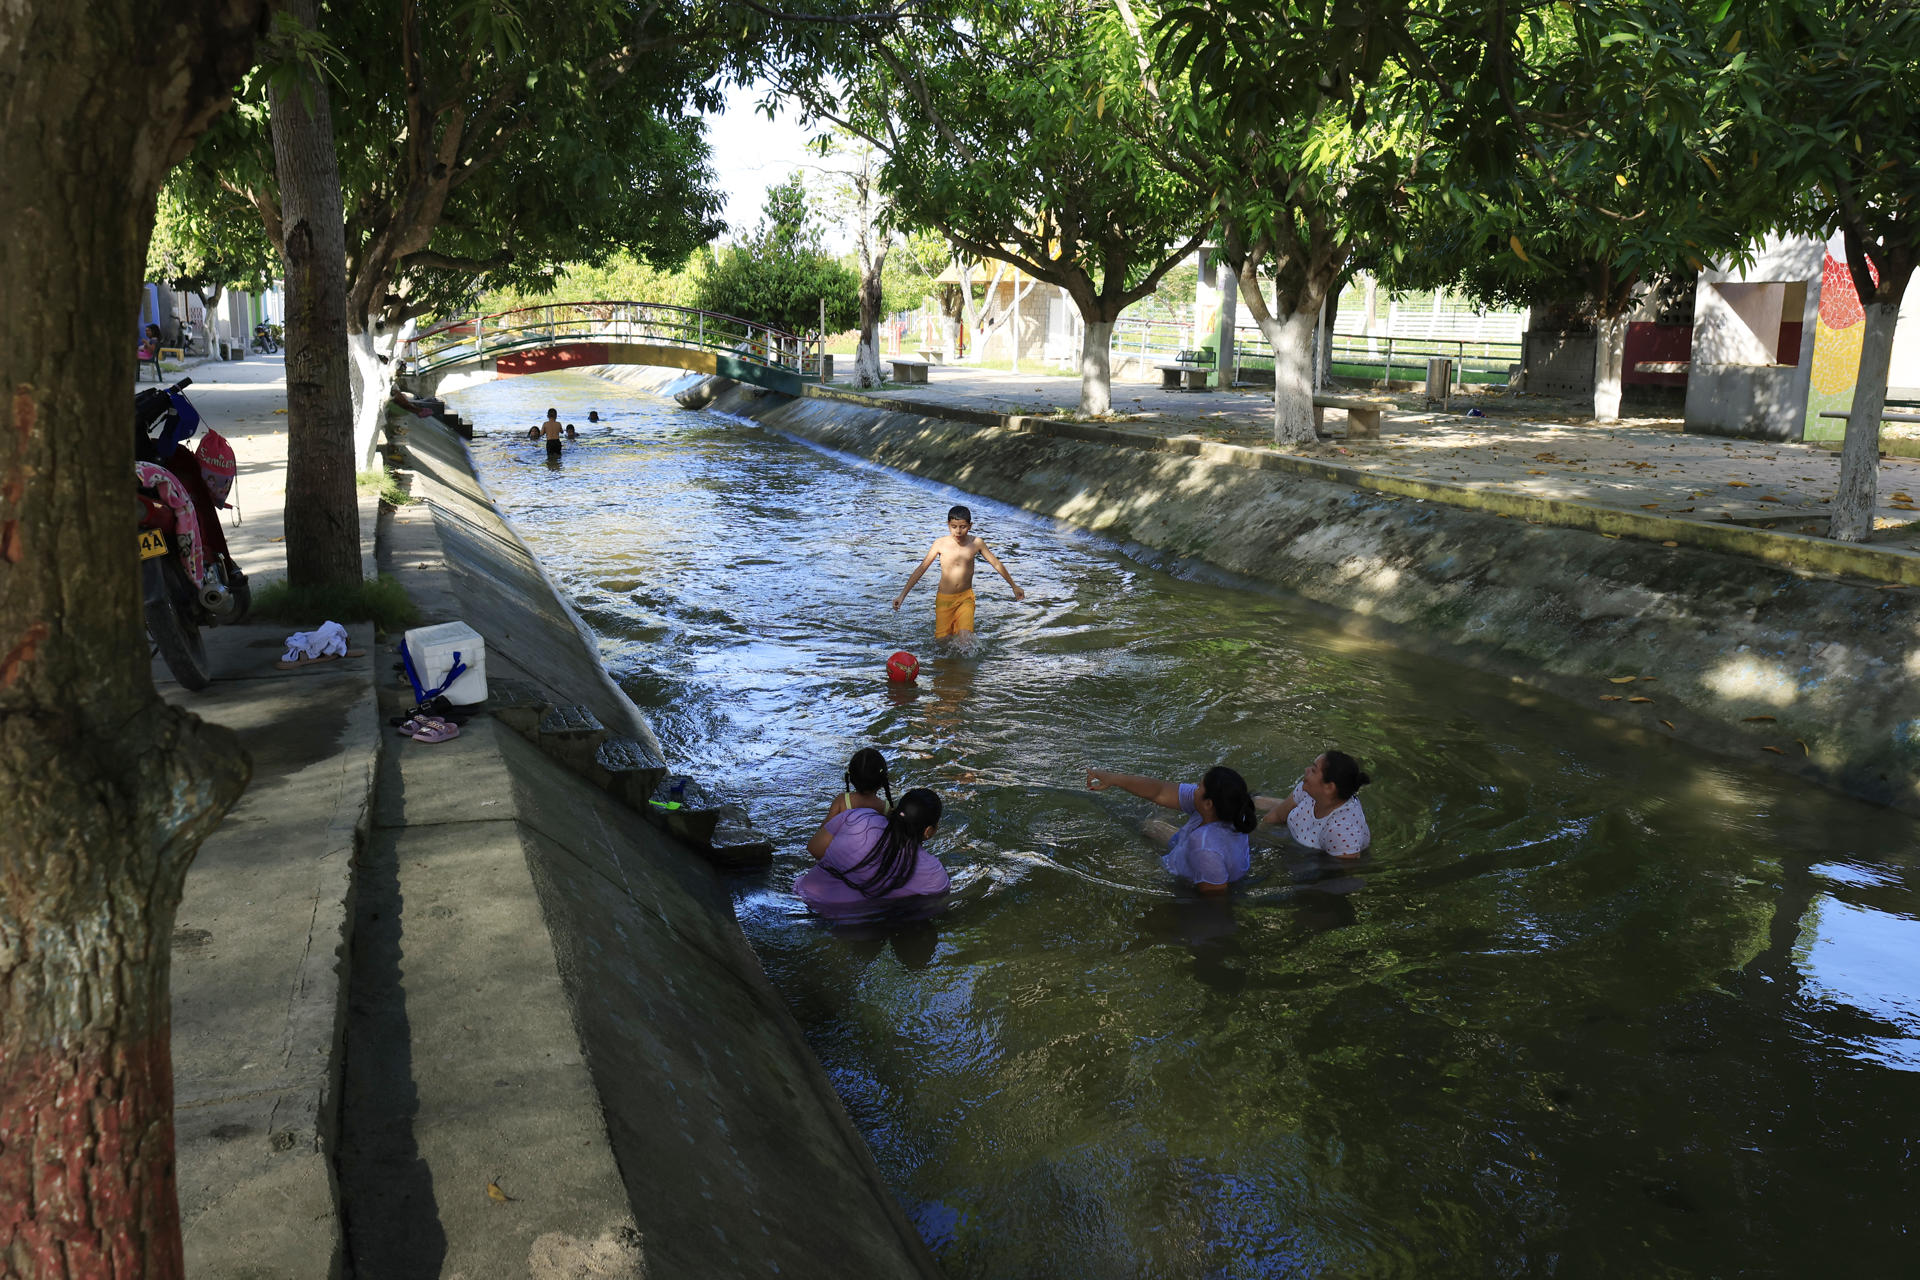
[797,755,949,912]
[1086,764,1259,893]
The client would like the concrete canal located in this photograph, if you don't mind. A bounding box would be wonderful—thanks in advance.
[446,370,1919,1277]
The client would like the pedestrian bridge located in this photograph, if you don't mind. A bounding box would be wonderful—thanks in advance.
[397,302,826,397]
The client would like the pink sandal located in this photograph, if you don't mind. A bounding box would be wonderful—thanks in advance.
[411,719,460,744]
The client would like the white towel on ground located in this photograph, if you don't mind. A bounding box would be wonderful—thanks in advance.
[281,620,351,663]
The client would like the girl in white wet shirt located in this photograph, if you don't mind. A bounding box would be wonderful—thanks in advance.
[1258,751,1372,858]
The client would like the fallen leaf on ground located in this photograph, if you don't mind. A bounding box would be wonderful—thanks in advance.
[1640,503,1661,509]
[1727,480,1751,487]
[1609,676,1638,683]
[1628,696,1653,703]
[1760,495,1783,503]
[273,408,287,414]
[1796,739,1810,755]
[1660,719,1675,729]
[1600,695,1623,702]
[488,1180,516,1203]
[1742,715,1776,722]
[1602,532,1621,539]
[1761,746,1785,755]
[1662,540,1679,547]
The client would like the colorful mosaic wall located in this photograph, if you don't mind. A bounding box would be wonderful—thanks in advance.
[1806,248,1874,441]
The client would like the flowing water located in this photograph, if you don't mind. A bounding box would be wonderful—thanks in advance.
[449,373,1920,1277]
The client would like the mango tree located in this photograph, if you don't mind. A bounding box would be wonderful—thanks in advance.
[694,176,861,335]
[845,0,1208,415]
[171,0,750,467]
[1,3,267,1274]
[1737,0,1920,541]
[1147,1,1426,443]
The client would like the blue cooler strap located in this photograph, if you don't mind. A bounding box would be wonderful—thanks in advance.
[400,641,469,704]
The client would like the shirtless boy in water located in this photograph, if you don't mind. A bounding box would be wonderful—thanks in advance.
[893,505,1025,643]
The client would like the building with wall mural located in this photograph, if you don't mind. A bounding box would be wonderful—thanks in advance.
[1684,234,1918,442]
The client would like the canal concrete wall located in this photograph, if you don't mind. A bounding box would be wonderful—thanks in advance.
[653,378,1920,814]
[380,407,942,1278]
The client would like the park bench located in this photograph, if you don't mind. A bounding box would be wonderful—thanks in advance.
[889,357,930,384]
[158,346,184,363]
[1155,347,1217,392]
[915,347,942,363]
[1156,362,1215,391]
[1313,394,1384,440]
[1819,409,1920,425]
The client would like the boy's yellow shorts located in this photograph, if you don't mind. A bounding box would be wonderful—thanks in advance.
[934,589,976,638]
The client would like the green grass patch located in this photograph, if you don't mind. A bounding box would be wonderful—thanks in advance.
[356,468,411,506]
[251,572,418,633]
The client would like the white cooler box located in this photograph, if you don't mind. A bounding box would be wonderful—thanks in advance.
[402,621,488,706]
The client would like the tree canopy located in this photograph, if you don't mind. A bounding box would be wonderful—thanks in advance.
[825,0,1209,412]
[696,176,860,332]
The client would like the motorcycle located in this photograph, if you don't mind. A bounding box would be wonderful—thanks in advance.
[135,378,249,690]
[176,316,197,355]
[250,323,280,354]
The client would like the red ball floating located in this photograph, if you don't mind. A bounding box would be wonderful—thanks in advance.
[886,650,920,683]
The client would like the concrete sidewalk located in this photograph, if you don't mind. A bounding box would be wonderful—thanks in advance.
[861,365,1920,551]
[152,355,383,1277]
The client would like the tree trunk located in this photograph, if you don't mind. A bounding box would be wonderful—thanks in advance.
[953,258,979,363]
[1,3,265,1275]
[347,324,394,468]
[1319,288,1342,387]
[271,0,362,589]
[1593,311,1628,421]
[1077,318,1115,415]
[1828,299,1904,542]
[855,243,888,389]
[1263,309,1319,445]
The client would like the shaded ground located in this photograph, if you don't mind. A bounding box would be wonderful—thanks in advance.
[856,365,1920,551]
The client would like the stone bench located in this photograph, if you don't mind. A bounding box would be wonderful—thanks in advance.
[889,358,930,384]
[1155,362,1214,392]
[1313,394,1384,439]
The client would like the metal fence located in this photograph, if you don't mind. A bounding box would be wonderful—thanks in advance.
[1112,318,1521,386]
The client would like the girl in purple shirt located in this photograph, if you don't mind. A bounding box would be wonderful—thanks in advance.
[1086,764,1260,893]
[796,786,949,913]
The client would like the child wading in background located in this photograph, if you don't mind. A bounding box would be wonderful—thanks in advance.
[892,504,1025,645]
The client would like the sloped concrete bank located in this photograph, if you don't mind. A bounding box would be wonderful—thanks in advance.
[679,382,1920,814]
[377,410,941,1278]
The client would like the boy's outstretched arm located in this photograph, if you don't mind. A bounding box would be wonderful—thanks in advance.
[978,542,1026,601]
[893,546,939,610]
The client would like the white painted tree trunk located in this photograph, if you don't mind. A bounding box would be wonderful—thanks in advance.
[1078,318,1114,416]
[1592,313,1628,421]
[1263,309,1318,445]
[954,258,979,363]
[854,243,888,389]
[347,325,392,469]
[1829,300,1903,542]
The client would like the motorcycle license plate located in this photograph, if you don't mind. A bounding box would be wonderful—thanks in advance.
[138,529,169,560]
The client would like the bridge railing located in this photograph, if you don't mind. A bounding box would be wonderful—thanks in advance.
[403,301,824,377]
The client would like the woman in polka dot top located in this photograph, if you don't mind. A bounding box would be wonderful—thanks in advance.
[1258,751,1372,858]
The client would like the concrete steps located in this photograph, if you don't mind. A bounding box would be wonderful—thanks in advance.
[488,678,772,867]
